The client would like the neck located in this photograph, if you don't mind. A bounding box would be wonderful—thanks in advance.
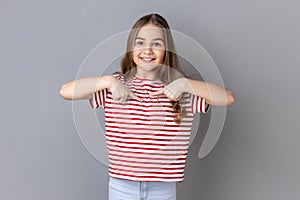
[135,68,159,81]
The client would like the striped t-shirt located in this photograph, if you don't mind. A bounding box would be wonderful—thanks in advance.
[89,74,210,182]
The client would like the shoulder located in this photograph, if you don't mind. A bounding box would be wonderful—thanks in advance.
[112,72,123,80]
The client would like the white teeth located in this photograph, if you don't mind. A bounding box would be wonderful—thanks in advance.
[141,57,155,62]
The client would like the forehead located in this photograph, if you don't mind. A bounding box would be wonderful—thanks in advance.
[136,23,164,40]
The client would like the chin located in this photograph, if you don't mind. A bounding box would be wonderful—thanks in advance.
[139,63,159,70]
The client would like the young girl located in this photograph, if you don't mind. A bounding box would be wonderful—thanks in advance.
[60,13,234,200]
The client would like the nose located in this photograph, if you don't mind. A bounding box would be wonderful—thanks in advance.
[142,45,153,54]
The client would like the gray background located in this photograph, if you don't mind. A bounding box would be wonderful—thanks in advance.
[1,0,299,199]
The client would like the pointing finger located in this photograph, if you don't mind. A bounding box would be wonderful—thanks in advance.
[129,92,142,102]
[149,88,165,96]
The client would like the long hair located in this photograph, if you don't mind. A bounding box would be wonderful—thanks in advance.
[120,13,186,123]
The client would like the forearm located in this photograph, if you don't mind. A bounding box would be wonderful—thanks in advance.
[182,78,235,106]
[59,75,115,100]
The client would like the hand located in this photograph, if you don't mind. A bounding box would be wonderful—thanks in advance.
[150,78,186,101]
[109,78,141,102]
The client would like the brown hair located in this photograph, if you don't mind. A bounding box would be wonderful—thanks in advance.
[120,13,186,123]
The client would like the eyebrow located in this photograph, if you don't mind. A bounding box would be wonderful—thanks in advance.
[135,37,164,42]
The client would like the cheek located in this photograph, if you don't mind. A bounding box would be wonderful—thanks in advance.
[132,55,139,65]
[132,51,139,60]
[157,51,165,62]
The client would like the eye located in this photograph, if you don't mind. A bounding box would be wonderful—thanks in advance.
[152,42,162,47]
[135,41,143,46]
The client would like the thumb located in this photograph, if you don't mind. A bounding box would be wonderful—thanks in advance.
[129,92,142,102]
[149,88,165,96]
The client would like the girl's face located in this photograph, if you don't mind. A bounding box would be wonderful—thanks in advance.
[132,23,166,75]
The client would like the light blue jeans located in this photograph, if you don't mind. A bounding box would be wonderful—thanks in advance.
[108,177,177,200]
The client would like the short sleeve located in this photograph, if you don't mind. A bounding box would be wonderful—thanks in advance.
[89,89,108,109]
[190,94,210,114]
[89,73,122,109]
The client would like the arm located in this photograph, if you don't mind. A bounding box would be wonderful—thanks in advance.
[59,75,141,102]
[182,78,235,106]
[59,75,115,100]
[150,78,235,106]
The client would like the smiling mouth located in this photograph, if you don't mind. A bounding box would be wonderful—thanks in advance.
[140,57,156,62]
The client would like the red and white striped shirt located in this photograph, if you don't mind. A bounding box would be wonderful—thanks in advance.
[89,74,209,182]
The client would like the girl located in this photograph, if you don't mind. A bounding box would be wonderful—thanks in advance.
[60,13,234,200]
